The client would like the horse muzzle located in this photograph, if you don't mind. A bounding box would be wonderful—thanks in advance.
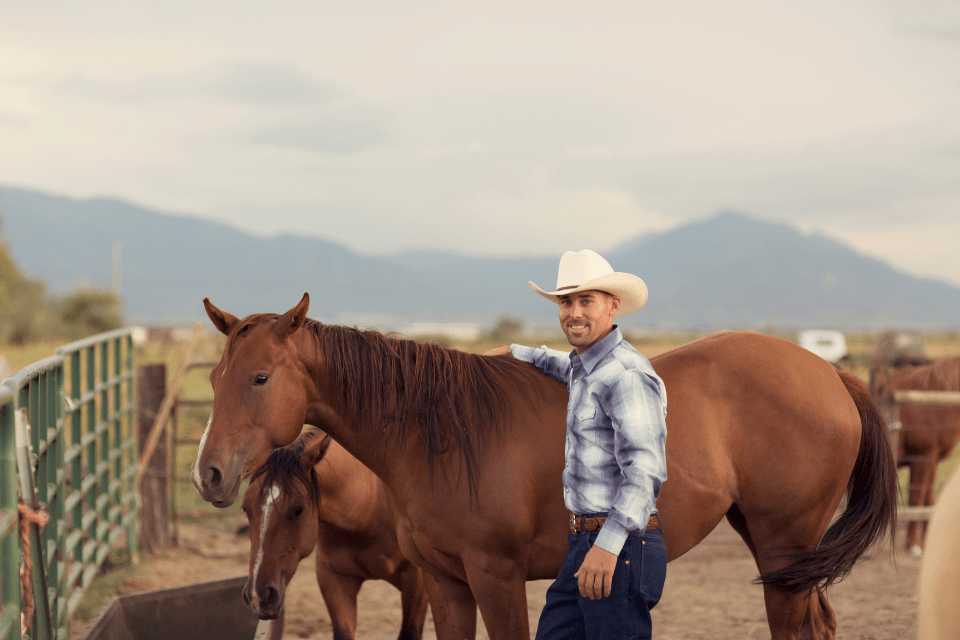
[242,581,285,620]
[191,459,242,508]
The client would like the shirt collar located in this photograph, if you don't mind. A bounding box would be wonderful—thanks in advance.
[569,325,621,374]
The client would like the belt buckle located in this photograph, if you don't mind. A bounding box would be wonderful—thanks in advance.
[569,513,577,534]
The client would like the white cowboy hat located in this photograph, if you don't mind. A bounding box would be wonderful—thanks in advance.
[529,249,648,318]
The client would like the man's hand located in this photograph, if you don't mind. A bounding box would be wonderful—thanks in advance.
[483,346,510,356]
[574,545,617,599]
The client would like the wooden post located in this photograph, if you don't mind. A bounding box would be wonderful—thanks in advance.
[137,363,171,553]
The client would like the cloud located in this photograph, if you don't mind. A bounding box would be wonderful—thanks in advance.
[246,106,393,154]
[0,110,30,129]
[205,63,339,107]
[44,62,339,107]
[898,1,960,43]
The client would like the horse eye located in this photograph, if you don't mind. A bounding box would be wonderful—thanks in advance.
[291,505,305,519]
[253,374,269,386]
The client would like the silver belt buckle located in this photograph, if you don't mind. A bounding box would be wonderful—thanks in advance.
[569,513,577,534]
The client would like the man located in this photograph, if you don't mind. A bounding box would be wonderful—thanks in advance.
[489,249,668,639]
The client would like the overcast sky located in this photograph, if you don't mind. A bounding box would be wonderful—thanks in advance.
[2,0,959,284]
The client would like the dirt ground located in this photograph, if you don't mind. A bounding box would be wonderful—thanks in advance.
[75,517,921,640]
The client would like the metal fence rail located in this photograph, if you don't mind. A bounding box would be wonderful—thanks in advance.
[0,328,138,640]
[888,389,960,523]
[0,385,20,640]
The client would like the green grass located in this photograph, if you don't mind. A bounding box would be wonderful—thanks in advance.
[2,340,65,371]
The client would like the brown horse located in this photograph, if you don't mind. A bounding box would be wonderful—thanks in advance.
[871,356,960,555]
[193,294,897,640]
[241,426,429,639]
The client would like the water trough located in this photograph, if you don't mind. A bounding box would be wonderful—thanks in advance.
[74,576,282,640]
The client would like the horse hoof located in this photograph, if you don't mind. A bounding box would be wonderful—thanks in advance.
[909,544,923,558]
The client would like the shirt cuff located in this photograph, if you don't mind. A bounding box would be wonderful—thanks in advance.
[509,343,537,363]
[594,519,629,556]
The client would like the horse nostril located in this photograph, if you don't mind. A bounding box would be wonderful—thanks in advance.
[205,465,223,489]
[262,585,280,608]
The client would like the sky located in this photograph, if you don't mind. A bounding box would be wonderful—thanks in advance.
[2,0,960,284]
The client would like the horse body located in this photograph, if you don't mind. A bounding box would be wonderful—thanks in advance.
[196,294,896,640]
[241,427,428,640]
[873,357,960,554]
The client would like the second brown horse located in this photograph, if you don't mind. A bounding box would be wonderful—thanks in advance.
[241,427,428,639]
[194,294,897,640]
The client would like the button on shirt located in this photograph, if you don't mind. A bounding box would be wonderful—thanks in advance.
[510,327,667,555]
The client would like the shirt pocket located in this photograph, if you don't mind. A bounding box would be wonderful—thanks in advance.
[574,405,602,443]
[575,405,596,425]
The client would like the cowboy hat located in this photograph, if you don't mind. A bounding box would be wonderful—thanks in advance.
[529,249,648,318]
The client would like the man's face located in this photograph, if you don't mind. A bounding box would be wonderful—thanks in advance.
[558,290,620,354]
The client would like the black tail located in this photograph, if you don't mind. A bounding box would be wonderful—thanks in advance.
[759,370,898,594]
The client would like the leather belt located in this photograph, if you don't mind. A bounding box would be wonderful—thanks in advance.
[570,512,661,535]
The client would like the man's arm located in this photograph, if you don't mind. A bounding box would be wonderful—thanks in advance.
[483,346,510,356]
[576,369,667,600]
[598,369,668,553]
[508,344,571,383]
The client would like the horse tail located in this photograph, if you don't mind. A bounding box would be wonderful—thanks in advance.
[760,369,899,594]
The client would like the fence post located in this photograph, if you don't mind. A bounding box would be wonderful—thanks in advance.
[137,364,170,554]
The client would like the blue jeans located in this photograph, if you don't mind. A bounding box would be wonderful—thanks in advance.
[535,527,667,640]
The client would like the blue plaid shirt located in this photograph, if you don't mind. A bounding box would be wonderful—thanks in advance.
[511,327,667,555]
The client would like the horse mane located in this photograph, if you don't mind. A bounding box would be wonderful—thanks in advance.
[303,319,546,491]
[250,430,321,508]
[896,355,960,392]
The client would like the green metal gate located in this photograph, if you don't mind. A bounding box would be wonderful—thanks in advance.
[0,328,139,640]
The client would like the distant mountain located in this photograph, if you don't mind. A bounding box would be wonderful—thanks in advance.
[2,186,959,331]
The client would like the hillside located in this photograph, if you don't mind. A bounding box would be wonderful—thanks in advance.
[1,187,958,330]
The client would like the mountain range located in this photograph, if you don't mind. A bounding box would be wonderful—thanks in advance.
[1,186,958,332]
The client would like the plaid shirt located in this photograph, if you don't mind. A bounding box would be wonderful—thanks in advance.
[511,327,667,555]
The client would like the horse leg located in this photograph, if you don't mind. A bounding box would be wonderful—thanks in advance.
[906,456,936,556]
[732,512,838,639]
[316,559,364,640]
[422,571,478,640]
[462,562,530,640]
[391,564,429,640]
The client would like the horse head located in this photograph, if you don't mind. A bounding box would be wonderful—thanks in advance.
[241,427,332,620]
[192,292,314,507]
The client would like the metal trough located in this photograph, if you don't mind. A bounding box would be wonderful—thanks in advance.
[74,576,282,640]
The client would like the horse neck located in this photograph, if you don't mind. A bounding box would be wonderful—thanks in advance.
[296,328,413,483]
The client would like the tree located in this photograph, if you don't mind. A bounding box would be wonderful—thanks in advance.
[489,316,525,341]
[0,220,49,343]
[57,288,124,340]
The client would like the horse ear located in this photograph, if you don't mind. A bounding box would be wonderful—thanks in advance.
[300,428,333,469]
[275,293,310,339]
[203,298,240,336]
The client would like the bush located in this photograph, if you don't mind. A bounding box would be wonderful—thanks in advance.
[56,288,124,340]
[489,316,525,341]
